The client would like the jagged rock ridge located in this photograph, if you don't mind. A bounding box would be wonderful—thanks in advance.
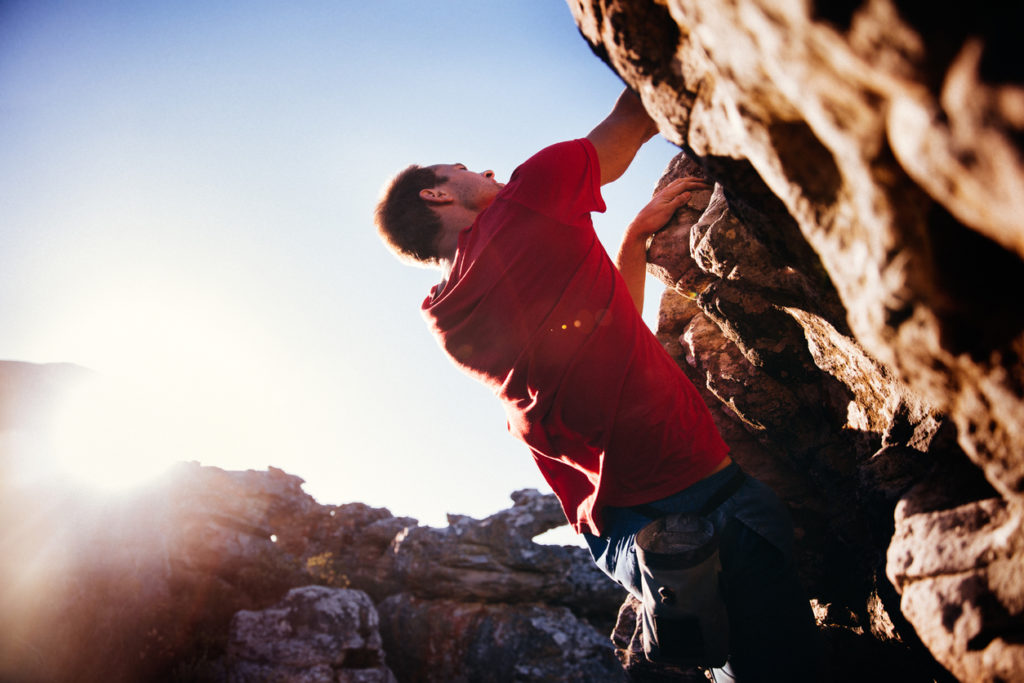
[0,384,625,683]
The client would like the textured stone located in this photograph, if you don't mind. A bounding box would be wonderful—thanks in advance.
[377,593,627,683]
[887,494,1024,682]
[382,488,622,618]
[227,585,396,683]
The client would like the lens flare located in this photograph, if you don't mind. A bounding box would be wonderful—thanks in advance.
[49,376,177,492]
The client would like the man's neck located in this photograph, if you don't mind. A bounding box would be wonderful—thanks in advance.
[434,204,480,257]
[430,205,480,299]
[430,259,453,302]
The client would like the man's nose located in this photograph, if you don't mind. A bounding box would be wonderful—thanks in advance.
[482,170,495,179]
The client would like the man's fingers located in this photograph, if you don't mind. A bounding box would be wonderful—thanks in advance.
[654,177,709,208]
[675,177,711,191]
[660,176,711,197]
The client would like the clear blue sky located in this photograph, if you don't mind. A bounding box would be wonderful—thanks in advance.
[0,0,681,530]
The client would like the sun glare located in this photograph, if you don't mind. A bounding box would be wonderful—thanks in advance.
[49,376,179,492]
[19,271,326,494]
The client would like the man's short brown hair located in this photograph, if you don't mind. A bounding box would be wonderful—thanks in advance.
[375,165,448,265]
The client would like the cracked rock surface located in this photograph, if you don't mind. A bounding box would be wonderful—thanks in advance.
[568,1,1024,679]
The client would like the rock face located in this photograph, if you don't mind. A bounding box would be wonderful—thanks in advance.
[887,490,1024,682]
[380,489,619,618]
[376,594,627,683]
[227,586,396,683]
[568,1,1024,680]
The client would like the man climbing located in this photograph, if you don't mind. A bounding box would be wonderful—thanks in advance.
[374,88,820,681]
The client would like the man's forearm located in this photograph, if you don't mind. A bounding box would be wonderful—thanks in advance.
[616,177,711,313]
[586,89,658,186]
[615,228,650,313]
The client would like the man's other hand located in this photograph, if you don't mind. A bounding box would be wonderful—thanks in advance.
[626,177,711,241]
[615,176,711,313]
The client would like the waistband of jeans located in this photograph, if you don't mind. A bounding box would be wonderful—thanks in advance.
[626,462,745,520]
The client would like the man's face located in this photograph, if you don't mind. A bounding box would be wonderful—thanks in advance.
[428,163,505,211]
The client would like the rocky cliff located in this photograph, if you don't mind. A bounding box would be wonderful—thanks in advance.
[568,1,1023,681]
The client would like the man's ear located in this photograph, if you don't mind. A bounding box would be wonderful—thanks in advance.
[419,187,455,205]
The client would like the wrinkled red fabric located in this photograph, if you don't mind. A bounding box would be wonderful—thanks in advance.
[422,139,728,535]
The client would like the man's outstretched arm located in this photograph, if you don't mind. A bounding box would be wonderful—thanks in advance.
[616,177,711,313]
[586,88,659,186]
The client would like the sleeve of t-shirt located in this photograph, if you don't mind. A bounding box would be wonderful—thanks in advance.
[499,139,607,226]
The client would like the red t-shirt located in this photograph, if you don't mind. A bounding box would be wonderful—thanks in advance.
[422,139,729,535]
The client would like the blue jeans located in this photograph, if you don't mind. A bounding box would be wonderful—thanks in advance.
[584,464,821,682]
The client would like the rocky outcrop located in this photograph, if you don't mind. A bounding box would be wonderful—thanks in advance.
[569,1,1024,680]
[376,594,627,683]
[380,489,619,618]
[0,366,625,683]
[227,586,397,683]
[887,486,1024,682]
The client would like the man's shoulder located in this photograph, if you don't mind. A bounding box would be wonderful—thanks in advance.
[515,139,593,176]
[501,139,604,221]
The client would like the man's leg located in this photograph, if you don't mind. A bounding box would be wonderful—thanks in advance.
[587,468,823,680]
[718,519,822,682]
